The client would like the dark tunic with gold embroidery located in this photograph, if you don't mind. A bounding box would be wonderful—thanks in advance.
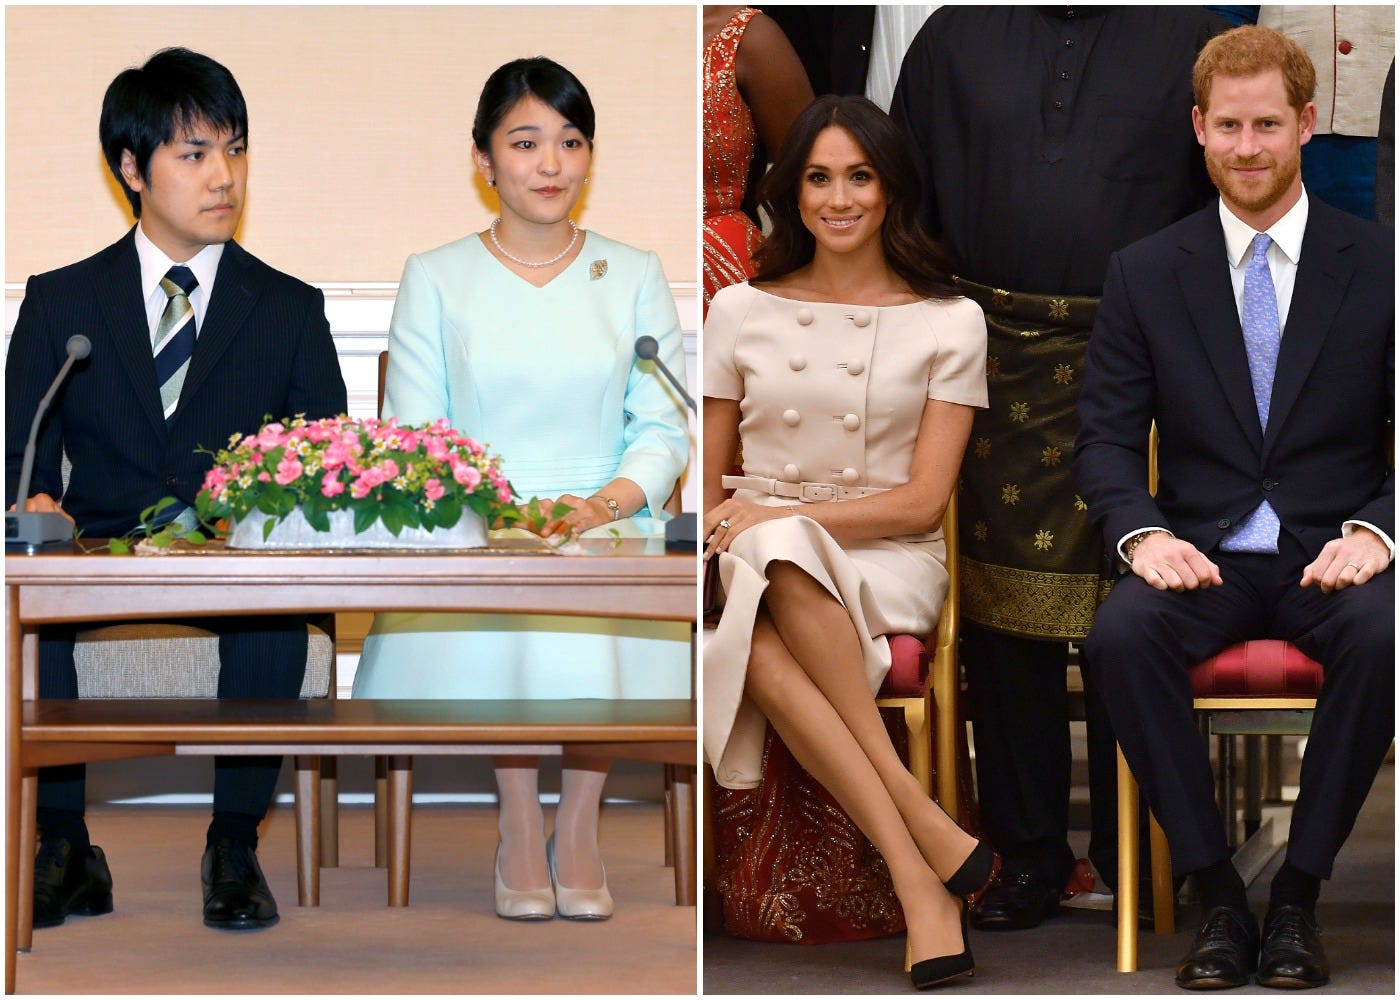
[891,5,1223,639]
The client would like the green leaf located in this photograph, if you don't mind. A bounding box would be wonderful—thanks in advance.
[433,496,463,529]
[262,517,277,541]
[185,530,207,546]
[150,528,175,548]
[108,538,130,555]
[353,502,380,535]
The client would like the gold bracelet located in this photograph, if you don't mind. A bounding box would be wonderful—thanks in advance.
[1125,530,1165,561]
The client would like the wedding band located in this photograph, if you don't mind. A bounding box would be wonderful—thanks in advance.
[1346,562,1362,570]
[719,519,731,529]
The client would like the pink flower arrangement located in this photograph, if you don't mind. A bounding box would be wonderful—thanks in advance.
[196,414,516,540]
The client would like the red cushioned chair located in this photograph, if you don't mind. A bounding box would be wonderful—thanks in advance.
[1113,426,1324,972]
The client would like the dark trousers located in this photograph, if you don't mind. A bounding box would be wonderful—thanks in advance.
[38,616,309,821]
[963,623,1130,888]
[1082,533,1394,879]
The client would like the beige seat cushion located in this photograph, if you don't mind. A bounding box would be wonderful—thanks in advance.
[73,623,332,699]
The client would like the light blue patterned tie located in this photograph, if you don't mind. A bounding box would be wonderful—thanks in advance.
[1220,233,1281,553]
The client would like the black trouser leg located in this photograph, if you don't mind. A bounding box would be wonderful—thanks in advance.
[211,616,308,819]
[962,623,1076,886]
[37,625,85,816]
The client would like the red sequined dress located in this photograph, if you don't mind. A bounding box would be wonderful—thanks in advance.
[703,7,764,318]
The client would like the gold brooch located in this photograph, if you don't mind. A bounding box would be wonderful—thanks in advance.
[590,259,608,281]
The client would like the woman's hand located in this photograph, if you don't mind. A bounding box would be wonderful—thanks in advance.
[539,493,615,539]
[703,498,793,559]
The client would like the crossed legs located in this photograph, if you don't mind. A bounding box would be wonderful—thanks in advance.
[743,561,976,963]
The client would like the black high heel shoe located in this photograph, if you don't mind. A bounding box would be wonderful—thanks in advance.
[910,902,975,990]
[944,840,999,898]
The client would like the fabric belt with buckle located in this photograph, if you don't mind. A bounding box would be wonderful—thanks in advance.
[721,475,888,502]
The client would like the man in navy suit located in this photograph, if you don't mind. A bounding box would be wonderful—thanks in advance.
[1076,25,1393,991]
[5,48,346,932]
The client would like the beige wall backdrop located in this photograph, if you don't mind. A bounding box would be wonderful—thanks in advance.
[5,4,698,285]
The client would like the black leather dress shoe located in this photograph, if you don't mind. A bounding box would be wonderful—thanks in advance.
[201,839,279,930]
[1175,906,1260,990]
[33,838,114,929]
[1257,905,1329,989]
[968,872,1061,930]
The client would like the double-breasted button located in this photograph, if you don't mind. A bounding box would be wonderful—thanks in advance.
[852,311,871,328]
[165,475,179,490]
[1338,40,1353,55]
[843,413,861,431]
[1217,518,1232,529]
[847,358,866,376]
[1262,478,1278,491]
[842,467,861,484]
[784,463,801,480]
[789,355,807,371]
[783,409,801,427]
[796,307,814,326]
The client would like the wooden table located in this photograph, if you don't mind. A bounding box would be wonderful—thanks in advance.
[5,540,697,993]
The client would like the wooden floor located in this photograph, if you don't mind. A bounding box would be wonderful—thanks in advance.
[15,800,697,995]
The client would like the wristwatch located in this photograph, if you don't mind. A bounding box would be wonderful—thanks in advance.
[592,495,620,521]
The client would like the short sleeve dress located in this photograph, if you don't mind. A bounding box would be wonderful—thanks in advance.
[703,281,987,789]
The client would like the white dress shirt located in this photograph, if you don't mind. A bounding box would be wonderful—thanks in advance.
[134,223,224,345]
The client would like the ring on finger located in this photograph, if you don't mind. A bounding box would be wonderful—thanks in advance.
[718,519,731,529]
[1346,561,1363,570]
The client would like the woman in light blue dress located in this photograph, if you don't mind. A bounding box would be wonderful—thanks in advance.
[352,57,691,921]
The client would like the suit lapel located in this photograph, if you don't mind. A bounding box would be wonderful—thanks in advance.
[178,240,257,411]
[97,231,168,437]
[1175,211,1263,450]
[1264,208,1351,459]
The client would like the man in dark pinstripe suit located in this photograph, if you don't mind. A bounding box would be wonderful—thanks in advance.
[5,48,346,933]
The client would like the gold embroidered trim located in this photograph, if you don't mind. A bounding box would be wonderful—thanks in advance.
[960,556,1111,640]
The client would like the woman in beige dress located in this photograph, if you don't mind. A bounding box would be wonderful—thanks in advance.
[703,95,994,990]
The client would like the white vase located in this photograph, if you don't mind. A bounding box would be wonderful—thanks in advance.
[227,506,487,550]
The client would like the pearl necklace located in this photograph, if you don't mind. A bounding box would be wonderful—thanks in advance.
[489,218,579,268]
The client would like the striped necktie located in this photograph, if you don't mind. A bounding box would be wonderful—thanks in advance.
[1220,233,1282,554]
[154,265,198,429]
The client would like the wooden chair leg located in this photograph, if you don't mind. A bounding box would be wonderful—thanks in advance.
[319,756,339,868]
[18,772,36,953]
[386,755,413,907]
[1117,744,1139,973]
[663,764,675,868]
[374,755,388,869]
[668,764,696,906]
[293,755,321,906]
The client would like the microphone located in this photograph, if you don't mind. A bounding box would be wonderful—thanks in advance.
[634,336,697,414]
[633,336,699,552]
[6,334,91,553]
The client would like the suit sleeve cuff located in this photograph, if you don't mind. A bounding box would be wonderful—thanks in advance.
[1343,520,1395,564]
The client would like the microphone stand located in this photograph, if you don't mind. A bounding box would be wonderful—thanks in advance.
[634,336,698,552]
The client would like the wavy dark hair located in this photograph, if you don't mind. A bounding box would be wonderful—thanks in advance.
[472,56,595,152]
[751,95,957,300]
